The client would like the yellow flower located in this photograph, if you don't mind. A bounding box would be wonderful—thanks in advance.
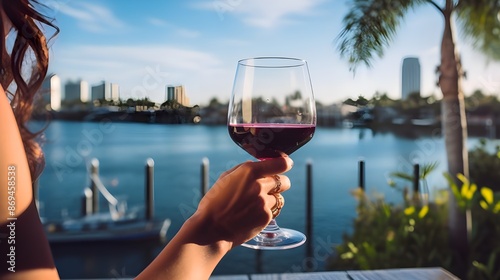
[341,252,354,259]
[418,205,429,218]
[481,187,494,205]
[404,206,415,215]
[457,173,469,186]
[461,183,477,200]
[348,242,358,254]
[494,202,500,214]
[480,200,489,210]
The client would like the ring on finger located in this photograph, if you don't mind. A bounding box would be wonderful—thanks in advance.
[270,174,282,193]
[271,193,285,218]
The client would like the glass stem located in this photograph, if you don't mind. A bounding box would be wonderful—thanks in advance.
[263,219,280,232]
[256,219,283,240]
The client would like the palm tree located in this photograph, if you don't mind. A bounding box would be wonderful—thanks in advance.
[336,0,500,275]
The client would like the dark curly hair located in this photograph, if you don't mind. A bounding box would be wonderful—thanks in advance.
[1,0,59,181]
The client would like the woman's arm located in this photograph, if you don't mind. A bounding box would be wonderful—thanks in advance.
[0,84,292,279]
[136,156,293,279]
[0,86,59,279]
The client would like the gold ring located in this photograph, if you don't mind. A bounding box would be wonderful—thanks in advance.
[270,175,282,193]
[271,193,285,218]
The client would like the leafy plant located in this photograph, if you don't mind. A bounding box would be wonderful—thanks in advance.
[469,139,500,192]
[327,184,451,271]
[327,162,500,280]
[388,161,439,205]
[444,174,500,280]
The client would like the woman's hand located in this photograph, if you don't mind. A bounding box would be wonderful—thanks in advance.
[191,155,293,249]
[136,156,293,280]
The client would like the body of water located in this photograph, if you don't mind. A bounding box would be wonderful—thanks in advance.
[35,120,486,278]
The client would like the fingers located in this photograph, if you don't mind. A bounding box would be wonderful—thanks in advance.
[263,192,285,219]
[219,161,250,178]
[251,155,293,177]
[265,174,290,194]
[262,174,289,218]
[270,193,284,218]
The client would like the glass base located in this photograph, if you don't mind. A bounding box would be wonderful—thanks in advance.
[241,220,306,250]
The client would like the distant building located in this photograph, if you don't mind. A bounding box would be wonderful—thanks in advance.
[39,74,61,111]
[65,80,89,103]
[166,86,175,101]
[91,81,120,102]
[165,85,190,106]
[401,57,421,99]
[110,83,120,101]
[91,82,105,101]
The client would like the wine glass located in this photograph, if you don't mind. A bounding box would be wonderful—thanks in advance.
[227,57,316,250]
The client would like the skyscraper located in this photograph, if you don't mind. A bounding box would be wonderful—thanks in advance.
[91,82,106,101]
[166,85,175,101]
[65,80,89,103]
[91,81,120,102]
[165,85,190,106]
[401,57,421,99]
[39,74,61,111]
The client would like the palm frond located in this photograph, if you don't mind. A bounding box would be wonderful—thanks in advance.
[336,0,429,72]
[455,0,500,61]
[390,171,414,182]
[389,161,438,182]
[420,161,439,179]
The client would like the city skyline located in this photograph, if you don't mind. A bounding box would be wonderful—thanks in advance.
[40,75,193,110]
[47,1,500,106]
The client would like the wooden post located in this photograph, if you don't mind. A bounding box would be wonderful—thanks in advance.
[201,157,209,197]
[306,159,313,270]
[413,163,420,194]
[90,158,99,214]
[358,160,365,190]
[81,187,93,217]
[255,250,263,273]
[145,158,155,221]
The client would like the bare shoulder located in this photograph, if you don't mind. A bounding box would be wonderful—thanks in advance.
[0,85,25,163]
[0,86,59,279]
[0,85,33,218]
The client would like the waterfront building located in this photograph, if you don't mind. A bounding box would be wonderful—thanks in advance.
[65,79,89,103]
[165,85,190,106]
[110,83,120,101]
[91,81,120,102]
[166,85,175,101]
[39,74,62,111]
[401,57,421,99]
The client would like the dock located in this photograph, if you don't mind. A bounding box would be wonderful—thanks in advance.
[209,267,459,279]
[69,267,458,279]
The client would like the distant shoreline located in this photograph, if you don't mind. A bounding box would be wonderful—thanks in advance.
[31,112,499,140]
[34,109,201,124]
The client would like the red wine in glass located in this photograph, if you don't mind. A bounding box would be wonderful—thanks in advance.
[228,123,315,160]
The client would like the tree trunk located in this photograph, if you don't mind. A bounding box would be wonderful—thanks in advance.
[439,1,468,276]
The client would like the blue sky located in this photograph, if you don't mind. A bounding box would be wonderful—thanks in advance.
[46,0,500,106]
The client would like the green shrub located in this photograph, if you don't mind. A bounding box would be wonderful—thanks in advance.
[469,139,500,192]
[327,166,500,280]
[446,174,500,280]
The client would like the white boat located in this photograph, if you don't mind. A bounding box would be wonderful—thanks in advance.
[42,158,171,244]
[44,210,171,244]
